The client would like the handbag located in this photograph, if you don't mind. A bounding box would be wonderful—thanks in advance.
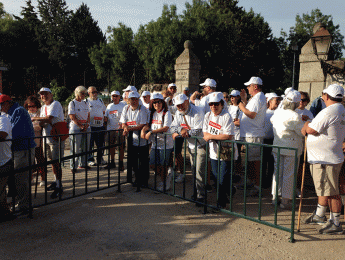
[51,121,69,141]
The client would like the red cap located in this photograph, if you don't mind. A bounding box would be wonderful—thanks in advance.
[0,94,12,104]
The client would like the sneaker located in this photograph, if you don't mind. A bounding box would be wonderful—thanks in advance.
[40,181,46,187]
[104,162,116,169]
[156,182,164,192]
[78,166,91,170]
[50,187,63,199]
[319,220,344,235]
[206,184,212,193]
[166,171,173,191]
[47,182,57,191]
[296,189,301,198]
[101,159,107,166]
[175,174,185,183]
[280,202,296,210]
[303,211,327,225]
[236,183,254,190]
[88,161,97,166]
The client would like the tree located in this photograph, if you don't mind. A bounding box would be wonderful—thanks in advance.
[89,23,138,91]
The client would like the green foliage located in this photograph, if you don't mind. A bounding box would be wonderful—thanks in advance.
[50,79,72,105]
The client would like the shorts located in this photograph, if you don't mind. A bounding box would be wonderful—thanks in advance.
[150,148,173,166]
[310,163,342,197]
[47,142,65,161]
[241,137,263,162]
[105,130,124,149]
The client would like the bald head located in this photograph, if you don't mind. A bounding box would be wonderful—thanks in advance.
[88,86,98,100]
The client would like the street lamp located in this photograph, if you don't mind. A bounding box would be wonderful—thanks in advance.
[291,44,298,88]
[311,25,332,60]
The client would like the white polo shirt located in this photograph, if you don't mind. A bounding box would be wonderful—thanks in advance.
[86,98,106,127]
[105,102,126,130]
[307,103,345,164]
[40,100,64,143]
[68,99,90,131]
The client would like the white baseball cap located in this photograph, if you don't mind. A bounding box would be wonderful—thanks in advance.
[285,90,301,103]
[208,92,224,103]
[168,83,176,88]
[230,90,240,97]
[266,93,279,103]
[284,87,294,95]
[38,87,52,94]
[141,90,150,97]
[128,91,140,99]
[151,93,164,100]
[244,77,263,86]
[111,90,120,96]
[174,94,189,105]
[200,78,217,88]
[123,85,137,92]
[323,84,344,99]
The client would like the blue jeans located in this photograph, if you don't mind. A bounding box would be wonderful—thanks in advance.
[69,128,91,169]
[150,148,173,166]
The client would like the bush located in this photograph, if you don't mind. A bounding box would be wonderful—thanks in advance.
[50,79,73,106]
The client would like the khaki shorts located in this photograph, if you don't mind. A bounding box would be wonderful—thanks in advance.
[105,131,124,149]
[241,137,263,162]
[310,163,342,197]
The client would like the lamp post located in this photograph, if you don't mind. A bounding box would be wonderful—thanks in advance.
[310,24,332,60]
[291,45,298,88]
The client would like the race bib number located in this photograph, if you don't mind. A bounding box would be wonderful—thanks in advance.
[127,121,137,128]
[208,121,221,135]
[93,116,103,126]
[109,110,118,118]
[181,123,189,129]
[152,119,162,130]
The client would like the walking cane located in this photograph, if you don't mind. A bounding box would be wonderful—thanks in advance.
[297,136,307,232]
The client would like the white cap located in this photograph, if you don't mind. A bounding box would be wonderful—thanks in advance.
[285,91,301,103]
[111,90,120,96]
[208,92,224,103]
[230,90,240,97]
[284,87,294,95]
[174,93,189,105]
[244,77,263,86]
[168,83,176,88]
[323,84,344,99]
[200,78,217,88]
[266,93,279,103]
[128,91,140,99]
[141,91,150,97]
[38,87,52,94]
[123,85,137,92]
[151,93,164,100]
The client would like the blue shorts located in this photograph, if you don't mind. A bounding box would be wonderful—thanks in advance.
[149,148,173,166]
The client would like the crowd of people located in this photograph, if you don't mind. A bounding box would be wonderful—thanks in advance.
[0,77,344,236]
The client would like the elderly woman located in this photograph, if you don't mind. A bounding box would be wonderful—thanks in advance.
[24,95,46,186]
[142,93,174,191]
[68,86,91,172]
[203,92,237,208]
[270,91,305,209]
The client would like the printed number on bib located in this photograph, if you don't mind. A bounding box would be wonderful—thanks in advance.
[109,110,118,118]
[152,119,162,130]
[94,117,103,126]
[127,121,137,128]
[208,121,221,135]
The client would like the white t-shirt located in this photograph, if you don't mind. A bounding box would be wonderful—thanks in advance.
[119,105,149,146]
[203,109,237,161]
[295,108,314,121]
[68,99,90,131]
[307,103,345,164]
[197,93,212,114]
[228,105,242,140]
[263,109,275,139]
[40,100,64,143]
[86,98,106,127]
[240,92,267,138]
[105,102,126,130]
[0,115,12,166]
[149,110,174,149]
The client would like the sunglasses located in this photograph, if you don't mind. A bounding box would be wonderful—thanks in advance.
[301,98,309,102]
[209,102,220,107]
[153,100,162,104]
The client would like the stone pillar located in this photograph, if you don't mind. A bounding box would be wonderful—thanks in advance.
[298,23,330,102]
[174,40,201,94]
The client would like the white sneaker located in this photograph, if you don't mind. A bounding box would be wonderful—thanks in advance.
[166,171,173,191]
[40,181,46,187]
[88,161,97,166]
[175,174,185,183]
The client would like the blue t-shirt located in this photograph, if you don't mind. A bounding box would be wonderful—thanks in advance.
[8,102,36,151]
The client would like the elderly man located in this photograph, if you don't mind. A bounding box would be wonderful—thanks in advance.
[141,91,151,109]
[238,76,267,195]
[0,94,36,215]
[120,91,149,188]
[191,78,217,114]
[123,85,137,103]
[302,84,345,234]
[31,87,65,199]
[86,86,106,166]
[171,94,206,206]
[167,83,177,97]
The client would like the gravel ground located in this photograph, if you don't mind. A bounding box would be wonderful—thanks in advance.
[1,183,345,260]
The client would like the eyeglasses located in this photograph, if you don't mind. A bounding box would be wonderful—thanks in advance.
[89,91,98,94]
[80,92,87,95]
[301,98,309,102]
[27,105,36,108]
[209,102,220,107]
[153,101,162,104]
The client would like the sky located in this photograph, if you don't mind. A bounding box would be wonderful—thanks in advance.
[2,0,345,47]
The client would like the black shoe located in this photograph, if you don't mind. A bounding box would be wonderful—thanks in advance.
[0,213,17,223]
[50,187,63,199]
[206,184,212,193]
[47,182,57,191]
[232,175,242,184]
[195,198,205,207]
[217,201,226,209]
[14,208,29,217]
[104,162,116,169]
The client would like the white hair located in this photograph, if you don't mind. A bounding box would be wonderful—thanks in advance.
[75,86,87,98]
